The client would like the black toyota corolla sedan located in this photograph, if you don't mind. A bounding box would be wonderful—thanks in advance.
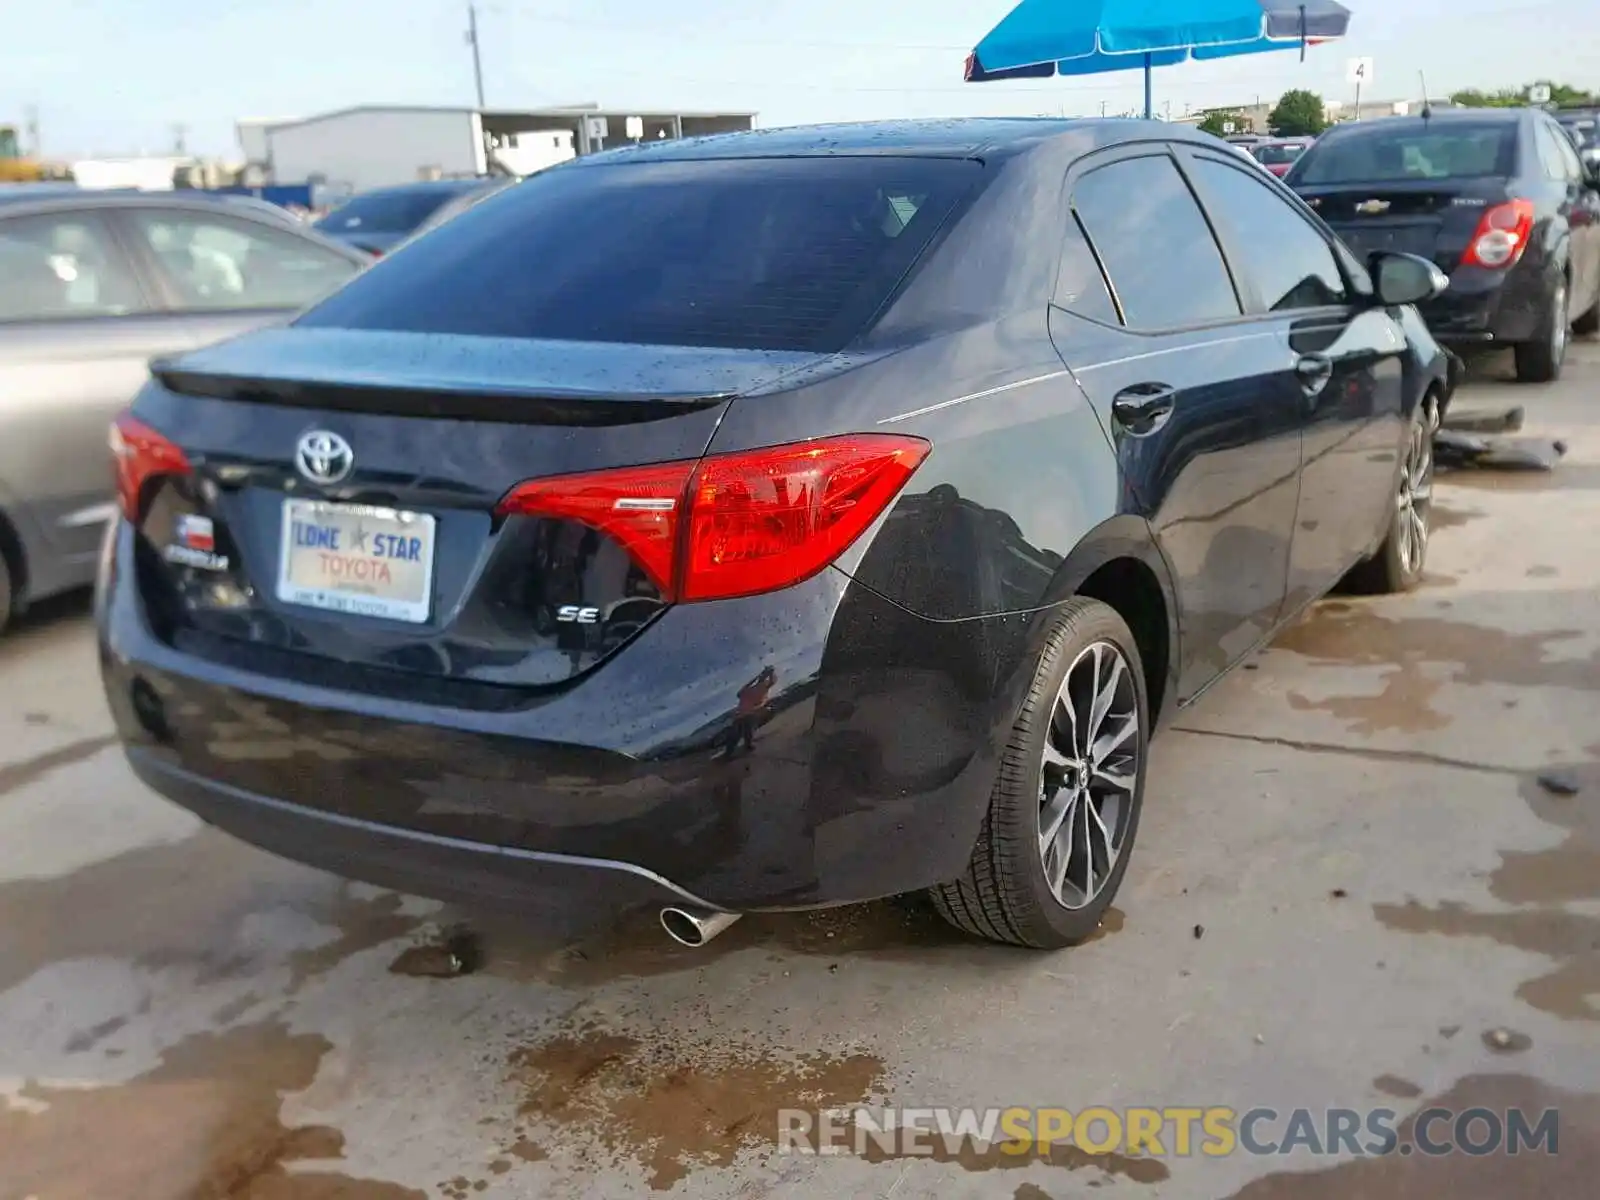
[1285,107,1600,383]
[99,119,1455,950]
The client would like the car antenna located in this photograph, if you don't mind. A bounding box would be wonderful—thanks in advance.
[1419,71,1433,120]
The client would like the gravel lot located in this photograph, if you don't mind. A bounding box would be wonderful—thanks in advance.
[3,340,1597,1200]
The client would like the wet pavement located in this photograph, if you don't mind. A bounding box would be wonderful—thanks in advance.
[2,340,1597,1199]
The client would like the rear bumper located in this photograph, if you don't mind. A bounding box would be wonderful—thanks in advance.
[126,749,723,912]
[99,523,1020,912]
[1422,262,1549,347]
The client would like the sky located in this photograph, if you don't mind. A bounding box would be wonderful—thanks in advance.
[2,0,1597,159]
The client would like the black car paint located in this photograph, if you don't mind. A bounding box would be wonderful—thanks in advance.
[1286,110,1600,349]
[100,119,1451,914]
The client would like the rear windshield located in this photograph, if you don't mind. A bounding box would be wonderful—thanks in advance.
[296,156,982,352]
[315,188,471,235]
[1254,143,1306,166]
[1292,122,1518,183]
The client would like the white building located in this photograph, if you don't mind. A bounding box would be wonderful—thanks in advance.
[69,156,192,190]
[239,104,758,197]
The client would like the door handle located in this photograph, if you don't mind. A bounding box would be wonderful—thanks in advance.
[1295,354,1334,400]
[1110,383,1176,434]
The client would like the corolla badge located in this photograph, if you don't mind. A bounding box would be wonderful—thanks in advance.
[295,430,354,485]
[1355,199,1391,215]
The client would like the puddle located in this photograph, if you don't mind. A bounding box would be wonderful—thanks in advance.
[1275,607,1598,692]
[0,829,423,997]
[1374,756,1599,1023]
[1223,1074,1598,1198]
[0,1019,423,1199]
[476,894,1015,987]
[0,735,116,797]
[1287,670,1451,736]
[507,1020,886,1191]
[1272,606,1599,736]
[1427,503,1482,531]
[856,1129,1170,1184]
[1438,463,1600,494]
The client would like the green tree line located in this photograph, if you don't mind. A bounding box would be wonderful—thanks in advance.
[1194,80,1597,143]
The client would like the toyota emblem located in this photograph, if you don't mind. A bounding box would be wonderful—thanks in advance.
[295,430,354,485]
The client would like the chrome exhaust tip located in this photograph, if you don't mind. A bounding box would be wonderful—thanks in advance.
[659,907,741,947]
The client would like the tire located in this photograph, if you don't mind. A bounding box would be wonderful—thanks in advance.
[930,597,1149,949]
[0,551,12,637]
[1574,297,1600,338]
[1514,277,1569,384]
[1342,397,1435,595]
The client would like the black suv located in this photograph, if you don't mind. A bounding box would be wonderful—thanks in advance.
[1286,107,1600,382]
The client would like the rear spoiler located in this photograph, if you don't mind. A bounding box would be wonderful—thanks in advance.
[150,362,731,427]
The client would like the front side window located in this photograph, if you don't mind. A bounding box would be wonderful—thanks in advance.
[1189,157,1349,311]
[125,210,360,311]
[0,212,146,322]
[1071,155,1240,329]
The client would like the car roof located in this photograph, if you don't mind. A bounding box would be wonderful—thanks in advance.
[1311,109,1532,145]
[0,191,371,261]
[338,179,490,199]
[571,117,1225,166]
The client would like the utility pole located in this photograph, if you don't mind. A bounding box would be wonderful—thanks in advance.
[172,123,188,156]
[465,3,486,108]
[24,104,40,156]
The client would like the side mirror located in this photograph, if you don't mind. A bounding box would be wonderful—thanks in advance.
[1370,251,1448,306]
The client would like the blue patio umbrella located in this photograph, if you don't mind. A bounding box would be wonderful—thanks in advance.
[965,0,1353,120]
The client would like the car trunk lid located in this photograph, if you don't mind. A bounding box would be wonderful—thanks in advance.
[129,326,829,700]
[1299,179,1511,273]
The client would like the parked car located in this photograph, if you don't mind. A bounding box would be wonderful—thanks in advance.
[410,175,521,239]
[313,179,499,256]
[0,192,369,630]
[1285,107,1600,382]
[1251,137,1313,177]
[1555,109,1600,170]
[100,118,1454,951]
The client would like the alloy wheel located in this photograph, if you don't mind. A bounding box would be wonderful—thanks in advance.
[1037,641,1140,911]
[1396,407,1434,577]
[1552,282,1569,365]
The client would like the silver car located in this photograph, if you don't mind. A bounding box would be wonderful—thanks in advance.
[0,191,368,631]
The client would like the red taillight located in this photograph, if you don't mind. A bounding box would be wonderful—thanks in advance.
[496,459,695,593]
[495,434,930,603]
[110,411,190,520]
[1461,199,1535,269]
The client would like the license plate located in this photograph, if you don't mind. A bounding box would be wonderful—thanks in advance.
[277,498,436,623]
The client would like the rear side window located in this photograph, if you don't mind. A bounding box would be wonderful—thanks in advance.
[0,212,146,321]
[1055,217,1119,325]
[1071,155,1240,329]
[297,157,982,352]
[1188,157,1349,311]
[125,209,360,312]
[1294,123,1517,183]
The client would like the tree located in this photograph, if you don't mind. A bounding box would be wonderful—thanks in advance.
[1197,109,1245,138]
[1269,90,1329,137]
[1451,81,1596,108]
